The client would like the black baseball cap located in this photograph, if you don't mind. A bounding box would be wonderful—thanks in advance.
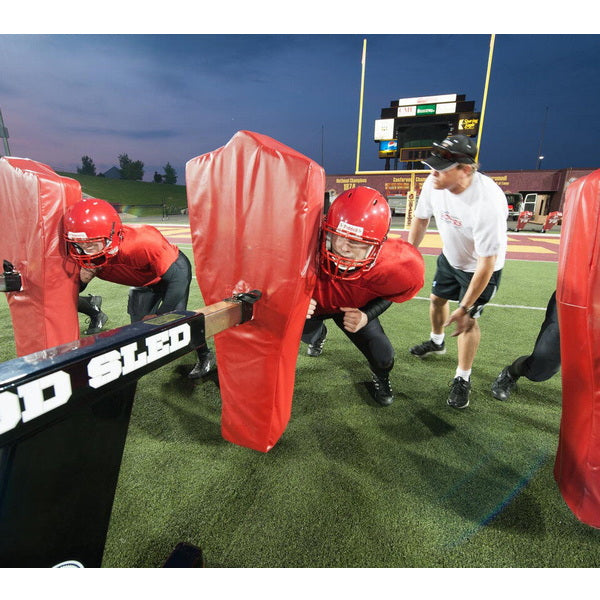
[422,135,478,171]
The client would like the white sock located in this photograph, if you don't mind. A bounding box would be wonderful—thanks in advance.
[431,332,445,345]
[455,368,471,381]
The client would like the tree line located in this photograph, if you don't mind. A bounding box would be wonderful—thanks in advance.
[77,154,178,184]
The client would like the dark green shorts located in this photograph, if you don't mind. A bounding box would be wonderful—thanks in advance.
[431,253,502,318]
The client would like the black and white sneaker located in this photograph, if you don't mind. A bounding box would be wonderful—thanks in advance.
[409,339,446,358]
[307,325,327,357]
[447,376,471,409]
[491,367,518,401]
[370,372,394,406]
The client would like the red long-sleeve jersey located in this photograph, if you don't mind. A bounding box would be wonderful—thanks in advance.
[313,237,424,315]
[95,224,180,287]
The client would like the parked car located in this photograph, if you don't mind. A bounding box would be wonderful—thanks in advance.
[505,193,523,219]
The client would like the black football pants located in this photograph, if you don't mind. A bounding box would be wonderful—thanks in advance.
[510,291,560,382]
[127,251,192,322]
[302,314,395,377]
[127,251,209,360]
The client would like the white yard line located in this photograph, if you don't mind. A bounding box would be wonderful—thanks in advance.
[413,296,546,310]
[175,241,550,311]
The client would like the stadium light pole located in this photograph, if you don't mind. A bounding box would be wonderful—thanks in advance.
[0,108,11,157]
[355,38,367,174]
[475,34,496,162]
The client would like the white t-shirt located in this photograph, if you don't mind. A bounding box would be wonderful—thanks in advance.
[415,171,508,272]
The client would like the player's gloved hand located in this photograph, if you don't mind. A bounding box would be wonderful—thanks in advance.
[306,298,317,319]
[340,307,368,333]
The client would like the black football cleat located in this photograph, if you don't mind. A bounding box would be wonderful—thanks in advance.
[370,372,394,406]
[188,351,216,379]
[83,296,108,335]
[491,366,518,401]
[307,324,328,357]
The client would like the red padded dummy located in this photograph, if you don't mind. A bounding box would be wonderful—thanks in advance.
[186,131,324,452]
[555,168,600,528]
[542,210,562,233]
[0,157,80,356]
[516,211,533,231]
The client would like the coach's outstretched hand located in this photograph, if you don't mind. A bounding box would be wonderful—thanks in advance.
[444,308,475,337]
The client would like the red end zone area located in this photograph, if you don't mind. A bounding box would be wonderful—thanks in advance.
[153,224,562,263]
[386,231,561,262]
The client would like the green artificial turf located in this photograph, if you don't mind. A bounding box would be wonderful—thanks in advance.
[2,241,598,568]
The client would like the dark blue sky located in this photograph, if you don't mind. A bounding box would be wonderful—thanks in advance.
[1,33,598,182]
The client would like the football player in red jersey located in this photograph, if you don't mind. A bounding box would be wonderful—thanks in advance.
[63,198,214,379]
[302,186,425,406]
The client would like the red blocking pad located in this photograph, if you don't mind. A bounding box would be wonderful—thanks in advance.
[0,157,81,356]
[186,131,325,452]
[555,168,600,528]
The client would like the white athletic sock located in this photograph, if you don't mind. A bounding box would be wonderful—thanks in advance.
[455,368,471,381]
[431,332,445,345]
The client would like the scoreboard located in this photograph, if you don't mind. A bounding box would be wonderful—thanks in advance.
[374,93,480,164]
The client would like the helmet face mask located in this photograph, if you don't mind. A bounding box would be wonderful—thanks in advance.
[329,232,373,261]
[322,227,380,280]
[63,199,123,268]
[66,234,117,267]
[321,187,390,280]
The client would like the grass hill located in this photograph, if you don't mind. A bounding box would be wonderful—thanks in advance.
[58,172,188,216]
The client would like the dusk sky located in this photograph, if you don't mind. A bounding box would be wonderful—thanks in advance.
[1,29,598,183]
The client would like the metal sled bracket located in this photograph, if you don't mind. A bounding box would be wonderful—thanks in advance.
[0,260,22,292]
[203,289,262,338]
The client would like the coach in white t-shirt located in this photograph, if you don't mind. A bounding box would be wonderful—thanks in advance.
[408,134,508,409]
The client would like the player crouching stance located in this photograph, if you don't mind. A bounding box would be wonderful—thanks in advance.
[302,186,424,406]
[63,198,214,379]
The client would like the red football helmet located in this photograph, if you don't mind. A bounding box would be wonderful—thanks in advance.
[63,198,123,268]
[321,186,391,280]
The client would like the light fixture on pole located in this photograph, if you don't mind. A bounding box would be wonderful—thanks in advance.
[536,106,549,170]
